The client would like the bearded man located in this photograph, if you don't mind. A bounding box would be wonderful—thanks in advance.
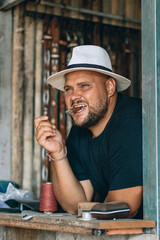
[35,45,142,218]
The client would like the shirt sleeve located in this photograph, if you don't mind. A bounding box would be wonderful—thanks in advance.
[108,117,142,191]
[66,127,89,181]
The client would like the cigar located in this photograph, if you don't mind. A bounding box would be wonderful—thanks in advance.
[65,109,73,114]
[65,106,82,114]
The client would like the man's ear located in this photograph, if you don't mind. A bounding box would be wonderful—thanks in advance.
[105,78,116,97]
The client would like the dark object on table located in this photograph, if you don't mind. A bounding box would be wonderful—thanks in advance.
[90,201,130,220]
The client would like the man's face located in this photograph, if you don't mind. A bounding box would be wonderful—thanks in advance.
[64,70,109,128]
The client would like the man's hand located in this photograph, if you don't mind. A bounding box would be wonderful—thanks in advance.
[34,116,64,156]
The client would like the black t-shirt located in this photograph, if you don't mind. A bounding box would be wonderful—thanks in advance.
[66,93,142,216]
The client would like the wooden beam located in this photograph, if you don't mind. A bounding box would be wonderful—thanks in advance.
[0,0,26,10]
[11,4,25,186]
[33,17,43,198]
[38,0,141,28]
[142,0,160,234]
[0,10,12,180]
[22,15,35,191]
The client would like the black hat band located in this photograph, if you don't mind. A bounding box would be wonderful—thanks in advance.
[67,63,112,72]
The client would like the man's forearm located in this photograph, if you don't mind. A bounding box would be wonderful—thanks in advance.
[51,158,87,214]
[105,186,143,218]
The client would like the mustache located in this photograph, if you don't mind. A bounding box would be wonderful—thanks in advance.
[71,100,88,107]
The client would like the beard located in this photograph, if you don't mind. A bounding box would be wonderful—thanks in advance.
[71,91,108,128]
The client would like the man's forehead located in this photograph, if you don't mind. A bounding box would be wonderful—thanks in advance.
[64,76,94,89]
[64,78,90,88]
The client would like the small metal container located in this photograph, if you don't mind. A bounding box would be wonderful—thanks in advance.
[78,211,96,221]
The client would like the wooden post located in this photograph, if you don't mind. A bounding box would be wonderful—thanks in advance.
[33,18,43,198]
[11,4,24,186]
[22,15,35,190]
[142,0,160,235]
[0,10,12,181]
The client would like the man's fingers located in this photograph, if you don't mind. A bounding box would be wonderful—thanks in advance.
[35,125,54,139]
[37,130,55,146]
[34,116,48,128]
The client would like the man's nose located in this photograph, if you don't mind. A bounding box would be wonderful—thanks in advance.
[70,89,82,102]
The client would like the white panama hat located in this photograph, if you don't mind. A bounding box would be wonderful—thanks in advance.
[48,45,131,92]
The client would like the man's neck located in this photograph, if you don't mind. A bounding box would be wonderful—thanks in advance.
[89,92,118,138]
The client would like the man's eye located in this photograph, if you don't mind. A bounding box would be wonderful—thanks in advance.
[82,84,89,88]
[64,88,71,93]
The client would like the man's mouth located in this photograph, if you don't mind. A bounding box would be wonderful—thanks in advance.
[71,104,87,113]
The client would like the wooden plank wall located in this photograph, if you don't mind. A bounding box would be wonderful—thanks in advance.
[25,0,141,29]
[22,9,43,198]
[11,3,43,198]
[9,0,141,199]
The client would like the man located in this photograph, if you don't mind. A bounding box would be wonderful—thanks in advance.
[35,45,142,218]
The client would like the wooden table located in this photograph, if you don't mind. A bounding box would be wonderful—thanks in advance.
[0,211,156,238]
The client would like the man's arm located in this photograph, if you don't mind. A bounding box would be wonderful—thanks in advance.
[34,116,93,214]
[51,160,94,214]
[105,186,143,217]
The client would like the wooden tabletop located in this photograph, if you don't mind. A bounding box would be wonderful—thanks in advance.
[0,211,156,236]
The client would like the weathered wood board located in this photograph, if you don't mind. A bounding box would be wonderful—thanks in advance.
[0,212,156,235]
[11,4,25,186]
[0,10,12,181]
